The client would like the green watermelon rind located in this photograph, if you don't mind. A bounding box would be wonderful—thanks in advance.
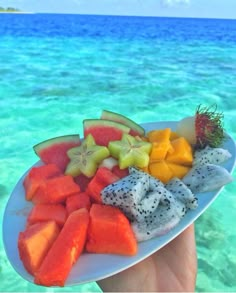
[83,119,130,133]
[33,134,81,155]
[101,110,145,136]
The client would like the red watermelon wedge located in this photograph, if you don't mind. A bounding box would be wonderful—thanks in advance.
[83,119,130,146]
[86,204,137,256]
[33,135,81,172]
[101,109,145,137]
[86,167,120,203]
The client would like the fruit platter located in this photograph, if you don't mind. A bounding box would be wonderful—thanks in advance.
[3,106,236,287]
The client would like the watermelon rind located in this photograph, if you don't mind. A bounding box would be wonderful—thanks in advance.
[33,134,81,172]
[83,119,130,133]
[101,110,145,136]
[83,119,131,146]
[33,134,81,154]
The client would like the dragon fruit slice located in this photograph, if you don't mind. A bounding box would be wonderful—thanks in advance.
[101,165,187,227]
[101,167,166,222]
[159,186,187,218]
[182,163,233,193]
[134,184,187,222]
[131,190,164,222]
[129,166,165,190]
[132,185,187,241]
[165,177,198,210]
[149,175,165,190]
[131,200,185,242]
[101,169,149,220]
[193,145,232,166]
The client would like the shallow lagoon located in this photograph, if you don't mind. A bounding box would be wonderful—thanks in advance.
[1,14,236,292]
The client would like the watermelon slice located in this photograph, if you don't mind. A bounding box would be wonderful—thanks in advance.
[86,167,120,203]
[74,174,92,192]
[83,119,130,146]
[32,175,81,205]
[86,204,137,256]
[27,204,67,227]
[111,165,129,178]
[66,192,91,214]
[33,135,81,172]
[101,109,145,137]
[23,164,62,201]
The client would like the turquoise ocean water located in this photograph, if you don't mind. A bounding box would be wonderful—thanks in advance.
[0,13,236,292]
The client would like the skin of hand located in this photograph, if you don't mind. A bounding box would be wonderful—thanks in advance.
[97,224,197,292]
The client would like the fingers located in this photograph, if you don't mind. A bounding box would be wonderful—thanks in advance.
[98,224,197,292]
[153,224,197,292]
[97,259,150,292]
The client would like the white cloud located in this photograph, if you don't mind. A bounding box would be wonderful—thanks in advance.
[161,0,190,7]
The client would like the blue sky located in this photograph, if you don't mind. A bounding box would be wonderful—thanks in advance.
[2,0,236,19]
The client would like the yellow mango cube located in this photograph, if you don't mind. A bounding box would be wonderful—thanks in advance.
[149,141,172,161]
[169,131,180,141]
[147,128,171,143]
[166,137,193,166]
[166,162,191,179]
[148,128,174,160]
[149,160,173,184]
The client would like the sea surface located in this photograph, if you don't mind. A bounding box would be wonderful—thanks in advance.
[0,13,236,292]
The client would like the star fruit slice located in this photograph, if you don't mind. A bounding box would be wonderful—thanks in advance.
[108,133,152,169]
[65,134,110,178]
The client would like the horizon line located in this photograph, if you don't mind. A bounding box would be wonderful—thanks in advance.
[2,11,236,21]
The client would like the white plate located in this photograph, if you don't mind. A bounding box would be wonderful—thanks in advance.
[3,121,236,286]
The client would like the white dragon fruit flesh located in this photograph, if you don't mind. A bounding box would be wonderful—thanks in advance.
[132,198,186,242]
[182,163,233,193]
[101,167,192,241]
[165,177,198,210]
[193,145,232,166]
[101,167,164,222]
[101,159,233,242]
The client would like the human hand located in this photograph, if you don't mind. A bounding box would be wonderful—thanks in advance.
[97,224,197,292]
